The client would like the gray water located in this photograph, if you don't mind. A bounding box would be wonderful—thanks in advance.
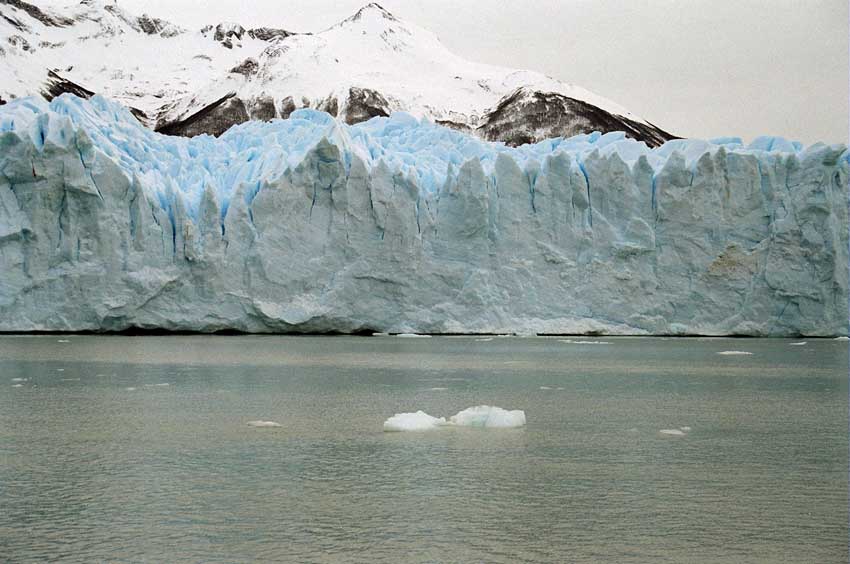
[0,335,846,563]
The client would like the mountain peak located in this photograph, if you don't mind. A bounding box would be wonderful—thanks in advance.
[334,3,398,28]
[353,3,396,20]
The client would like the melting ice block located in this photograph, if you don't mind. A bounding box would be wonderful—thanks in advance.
[246,420,283,428]
[383,406,526,431]
[383,411,446,432]
[448,406,527,428]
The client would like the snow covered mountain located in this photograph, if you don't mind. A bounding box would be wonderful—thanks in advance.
[0,0,675,146]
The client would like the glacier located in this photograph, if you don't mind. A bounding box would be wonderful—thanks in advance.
[0,94,847,335]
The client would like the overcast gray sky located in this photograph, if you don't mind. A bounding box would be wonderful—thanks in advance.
[69,0,850,144]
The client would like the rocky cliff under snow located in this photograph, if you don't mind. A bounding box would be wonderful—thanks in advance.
[0,95,846,335]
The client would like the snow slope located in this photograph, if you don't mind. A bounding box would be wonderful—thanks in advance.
[0,95,846,335]
[0,0,674,145]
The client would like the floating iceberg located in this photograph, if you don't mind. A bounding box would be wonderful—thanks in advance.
[246,420,282,428]
[383,411,446,432]
[659,429,686,436]
[448,406,527,428]
[383,405,526,431]
[0,95,847,335]
[717,351,753,356]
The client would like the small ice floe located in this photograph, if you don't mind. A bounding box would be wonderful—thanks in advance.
[57,339,70,343]
[145,383,170,387]
[556,387,564,390]
[383,411,446,432]
[429,387,448,391]
[659,429,686,436]
[383,406,526,432]
[246,420,282,428]
[680,426,692,432]
[789,342,807,346]
[125,387,137,391]
[11,383,23,388]
[61,378,80,381]
[835,336,849,341]
[448,406,526,428]
[372,332,389,337]
[539,386,552,390]
[716,351,753,356]
[475,337,493,342]
[559,339,611,345]
[627,427,640,433]
[56,368,65,372]
[396,333,431,338]
[11,378,27,382]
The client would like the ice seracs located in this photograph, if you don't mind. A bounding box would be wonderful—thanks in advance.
[0,95,847,336]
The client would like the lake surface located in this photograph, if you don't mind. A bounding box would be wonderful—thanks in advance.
[0,335,846,563]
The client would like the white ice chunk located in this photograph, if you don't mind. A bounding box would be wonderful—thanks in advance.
[539,386,552,390]
[659,429,686,436]
[395,333,432,338]
[835,337,850,341]
[717,351,753,355]
[11,378,27,382]
[12,383,23,388]
[246,420,282,428]
[447,406,526,428]
[789,342,807,346]
[383,411,446,432]
[559,339,612,345]
[429,387,448,391]
[680,426,692,431]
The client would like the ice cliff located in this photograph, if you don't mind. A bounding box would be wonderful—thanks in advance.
[0,95,847,335]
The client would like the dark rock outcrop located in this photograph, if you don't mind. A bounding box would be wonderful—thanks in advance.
[343,87,390,124]
[477,88,675,148]
[156,93,249,137]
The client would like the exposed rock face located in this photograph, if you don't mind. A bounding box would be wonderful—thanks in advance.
[343,87,391,124]
[156,93,248,137]
[478,89,674,148]
[0,97,846,335]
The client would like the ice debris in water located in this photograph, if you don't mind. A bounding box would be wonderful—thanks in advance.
[448,406,527,428]
[57,339,70,343]
[384,406,526,432]
[660,426,692,436]
[835,337,850,341]
[559,339,612,345]
[246,420,283,428]
[789,342,807,346]
[395,334,432,338]
[11,378,27,382]
[383,411,447,432]
[716,351,753,355]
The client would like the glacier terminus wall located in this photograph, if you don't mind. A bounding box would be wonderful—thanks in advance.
[0,95,847,335]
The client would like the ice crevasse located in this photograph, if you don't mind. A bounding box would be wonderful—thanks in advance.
[0,94,847,335]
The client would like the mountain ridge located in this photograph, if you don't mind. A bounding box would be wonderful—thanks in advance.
[0,0,676,146]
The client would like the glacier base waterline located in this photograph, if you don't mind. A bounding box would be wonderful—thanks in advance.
[0,96,847,336]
